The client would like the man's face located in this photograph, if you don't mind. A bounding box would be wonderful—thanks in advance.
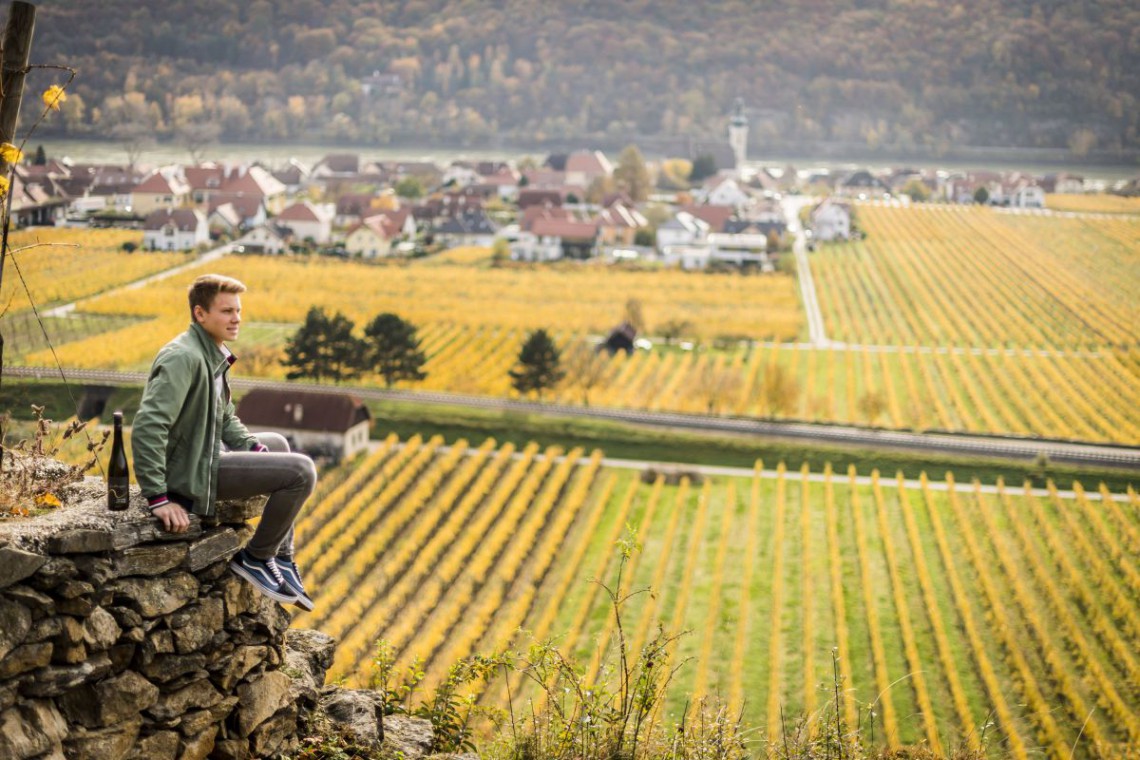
[194,292,241,346]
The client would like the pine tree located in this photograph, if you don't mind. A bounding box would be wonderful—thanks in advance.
[362,312,428,388]
[509,329,565,400]
[689,153,718,183]
[283,307,363,382]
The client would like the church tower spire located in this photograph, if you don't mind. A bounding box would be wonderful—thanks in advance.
[728,97,748,175]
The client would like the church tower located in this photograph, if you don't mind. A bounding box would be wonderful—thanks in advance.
[728,97,748,174]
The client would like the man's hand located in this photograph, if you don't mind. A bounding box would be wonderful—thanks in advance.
[152,503,191,533]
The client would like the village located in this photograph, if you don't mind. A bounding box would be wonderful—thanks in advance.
[6,129,1097,274]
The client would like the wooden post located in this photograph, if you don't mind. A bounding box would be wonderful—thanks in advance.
[0,0,37,385]
[0,0,35,152]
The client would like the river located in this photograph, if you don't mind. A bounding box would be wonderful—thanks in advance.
[34,138,1139,185]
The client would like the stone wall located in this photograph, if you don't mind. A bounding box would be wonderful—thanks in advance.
[0,477,329,760]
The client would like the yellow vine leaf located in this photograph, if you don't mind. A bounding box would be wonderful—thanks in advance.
[42,84,67,111]
[0,175,9,197]
[0,142,22,163]
[35,492,62,509]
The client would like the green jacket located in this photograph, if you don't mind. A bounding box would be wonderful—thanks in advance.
[132,322,258,516]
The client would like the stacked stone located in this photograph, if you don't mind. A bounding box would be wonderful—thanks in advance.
[0,488,327,760]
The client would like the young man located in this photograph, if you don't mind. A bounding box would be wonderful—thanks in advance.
[132,274,317,610]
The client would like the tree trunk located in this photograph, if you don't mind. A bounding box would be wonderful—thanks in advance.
[0,0,37,390]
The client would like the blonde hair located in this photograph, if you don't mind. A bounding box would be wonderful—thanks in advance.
[188,274,246,317]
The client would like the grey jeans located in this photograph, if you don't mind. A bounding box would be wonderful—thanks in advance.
[216,432,317,560]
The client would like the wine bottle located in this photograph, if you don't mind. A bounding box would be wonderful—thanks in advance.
[107,411,130,511]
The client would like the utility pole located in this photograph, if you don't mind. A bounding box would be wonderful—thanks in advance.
[0,0,37,385]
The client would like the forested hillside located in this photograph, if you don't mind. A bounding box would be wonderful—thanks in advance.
[25,0,1140,157]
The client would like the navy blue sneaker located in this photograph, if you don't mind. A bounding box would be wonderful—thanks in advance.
[276,557,315,612]
[229,549,300,605]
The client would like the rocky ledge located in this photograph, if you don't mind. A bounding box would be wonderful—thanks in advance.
[0,475,475,760]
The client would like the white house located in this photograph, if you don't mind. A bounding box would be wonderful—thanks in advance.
[434,210,498,248]
[1045,173,1084,194]
[235,389,372,462]
[142,209,208,251]
[132,167,191,215]
[234,223,290,254]
[1010,183,1045,208]
[441,164,480,188]
[656,211,710,250]
[345,216,395,258]
[564,150,613,189]
[809,200,851,241]
[516,217,598,261]
[274,201,335,244]
[661,235,773,271]
[661,244,713,270]
[699,174,751,209]
[208,202,242,236]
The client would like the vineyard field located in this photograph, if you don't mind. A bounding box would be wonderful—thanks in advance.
[18,321,1140,444]
[1045,193,1140,215]
[292,436,1140,758]
[811,205,1139,348]
[5,205,1139,445]
[0,228,186,312]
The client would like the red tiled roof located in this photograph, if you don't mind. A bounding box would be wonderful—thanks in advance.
[366,208,410,231]
[532,218,598,239]
[134,172,182,195]
[143,208,203,231]
[208,193,264,220]
[236,389,371,433]
[521,169,565,188]
[184,165,227,191]
[565,150,611,177]
[517,189,564,209]
[218,166,285,197]
[335,192,380,216]
[276,202,322,222]
[316,154,360,174]
[596,203,647,229]
[352,215,397,239]
[679,204,735,233]
[521,205,572,232]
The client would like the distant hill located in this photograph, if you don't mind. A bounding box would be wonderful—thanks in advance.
[22,0,1140,159]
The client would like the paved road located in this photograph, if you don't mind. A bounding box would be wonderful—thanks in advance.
[781,196,831,348]
[417,443,1133,503]
[7,366,1138,470]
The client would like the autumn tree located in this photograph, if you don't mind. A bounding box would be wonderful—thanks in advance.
[563,342,610,406]
[490,237,511,265]
[614,144,651,202]
[657,158,692,190]
[283,307,364,383]
[111,122,155,171]
[759,363,798,418]
[623,298,646,334]
[858,391,887,424]
[901,178,931,202]
[691,360,742,415]
[658,318,693,345]
[177,122,221,165]
[509,329,564,400]
[361,312,428,389]
[394,176,424,199]
[585,175,615,205]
